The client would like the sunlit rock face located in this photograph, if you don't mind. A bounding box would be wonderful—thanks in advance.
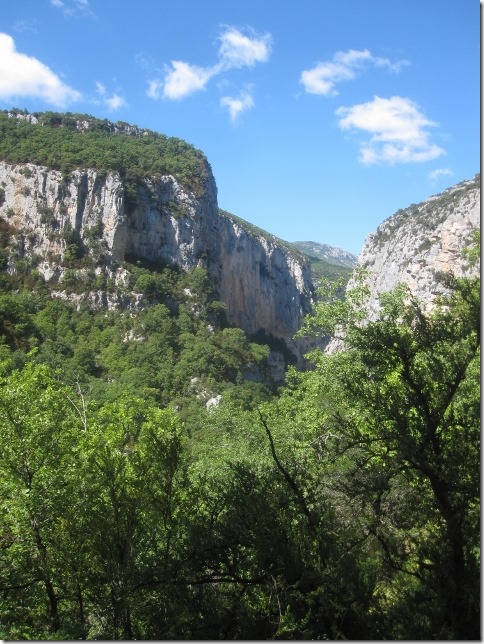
[324,175,480,354]
[216,214,314,363]
[355,175,480,317]
[0,160,314,365]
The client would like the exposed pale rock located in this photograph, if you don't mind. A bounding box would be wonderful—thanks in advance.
[355,175,480,318]
[325,176,480,355]
[0,160,313,365]
[206,395,222,410]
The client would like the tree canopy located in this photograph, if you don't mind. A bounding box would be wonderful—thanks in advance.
[0,110,210,196]
[0,246,479,638]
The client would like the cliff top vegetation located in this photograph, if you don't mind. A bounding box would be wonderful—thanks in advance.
[0,109,210,195]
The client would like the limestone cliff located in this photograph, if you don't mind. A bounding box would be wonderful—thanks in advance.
[356,175,480,317]
[322,175,476,332]
[0,160,313,364]
[323,175,480,354]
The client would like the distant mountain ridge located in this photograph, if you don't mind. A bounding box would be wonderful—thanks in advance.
[292,241,357,268]
[292,241,357,285]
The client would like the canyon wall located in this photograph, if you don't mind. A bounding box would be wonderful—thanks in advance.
[0,160,313,363]
[356,175,480,317]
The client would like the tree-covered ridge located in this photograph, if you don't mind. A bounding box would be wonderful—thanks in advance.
[298,252,353,285]
[292,241,357,268]
[0,110,210,195]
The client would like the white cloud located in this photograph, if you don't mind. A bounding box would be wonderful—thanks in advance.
[95,82,126,111]
[13,19,38,33]
[50,0,93,17]
[300,48,409,96]
[218,27,271,69]
[161,61,216,100]
[428,168,454,182]
[105,94,126,111]
[149,25,271,103]
[146,79,162,99]
[0,32,81,106]
[336,96,445,165]
[220,90,254,122]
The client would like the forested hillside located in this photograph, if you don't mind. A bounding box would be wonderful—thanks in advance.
[0,110,480,640]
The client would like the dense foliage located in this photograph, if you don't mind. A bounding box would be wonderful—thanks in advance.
[0,110,209,196]
[0,114,479,639]
[0,248,479,639]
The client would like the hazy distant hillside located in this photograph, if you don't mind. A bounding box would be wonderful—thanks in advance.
[293,241,357,267]
[292,241,357,285]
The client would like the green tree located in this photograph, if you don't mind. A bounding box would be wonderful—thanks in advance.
[294,272,480,638]
[0,361,85,638]
[73,399,190,639]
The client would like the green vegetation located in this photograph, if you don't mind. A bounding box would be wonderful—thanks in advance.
[0,110,210,197]
[0,114,479,639]
[301,252,353,285]
[0,241,479,639]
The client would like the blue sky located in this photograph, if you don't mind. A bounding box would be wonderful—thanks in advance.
[0,0,479,254]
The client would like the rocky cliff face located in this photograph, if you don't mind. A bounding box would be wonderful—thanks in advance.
[353,175,480,318]
[216,214,312,350]
[0,160,313,364]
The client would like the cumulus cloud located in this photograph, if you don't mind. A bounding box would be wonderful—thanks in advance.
[0,32,81,106]
[148,26,271,103]
[428,168,454,182]
[161,61,216,100]
[218,27,271,69]
[300,48,409,96]
[220,90,255,122]
[95,82,127,111]
[336,96,445,165]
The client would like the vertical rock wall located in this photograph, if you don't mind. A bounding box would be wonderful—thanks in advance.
[352,175,480,318]
[0,161,313,363]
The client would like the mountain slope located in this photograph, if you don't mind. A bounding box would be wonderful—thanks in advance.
[292,241,357,268]
[0,110,315,370]
[355,174,480,317]
[292,241,357,286]
[320,174,480,356]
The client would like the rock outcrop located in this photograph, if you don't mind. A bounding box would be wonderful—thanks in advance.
[352,175,480,318]
[0,160,313,364]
